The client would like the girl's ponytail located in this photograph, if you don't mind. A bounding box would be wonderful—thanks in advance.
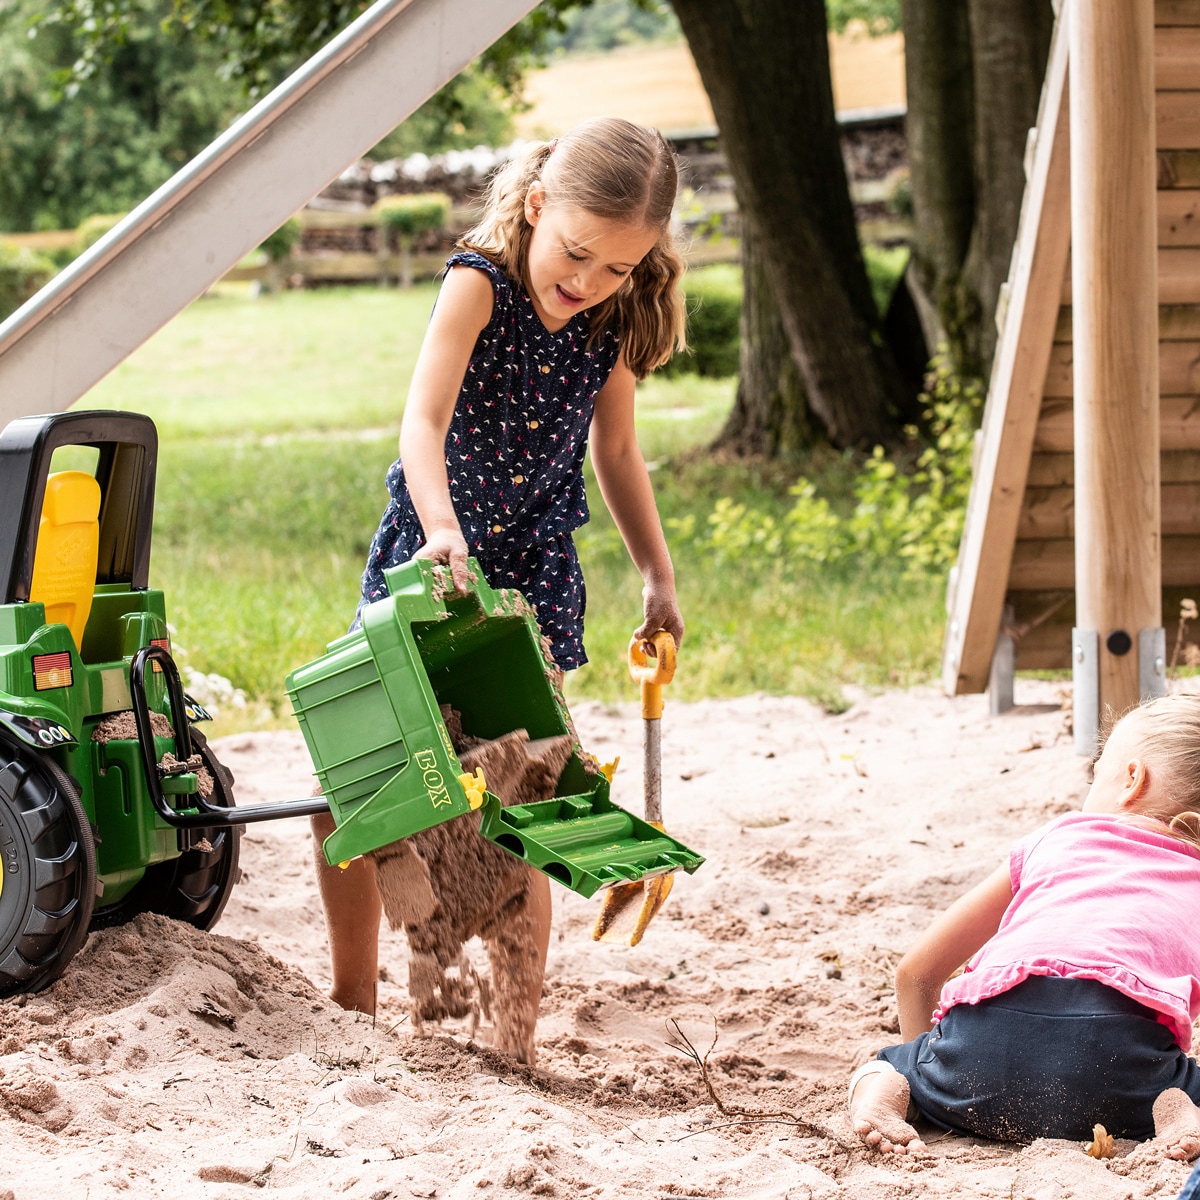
[458,140,556,280]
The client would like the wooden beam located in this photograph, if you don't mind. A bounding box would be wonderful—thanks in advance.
[1028,449,1200,486]
[1071,0,1160,716]
[1012,537,1200,590]
[940,8,1072,695]
[1158,0,1200,27]
[1043,339,1200,396]
[1019,482,1200,538]
[1157,90,1200,148]
[1156,27,1200,86]
[1035,395,1200,451]
[1158,190,1200,244]
[1056,304,1200,340]
[1064,248,1200,303]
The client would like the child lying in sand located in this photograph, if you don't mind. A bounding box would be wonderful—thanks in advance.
[851,693,1200,1157]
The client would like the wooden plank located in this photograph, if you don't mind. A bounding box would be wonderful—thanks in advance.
[1011,536,1200,590]
[1019,482,1200,538]
[1063,248,1200,303]
[1159,190,1200,244]
[1042,340,1200,396]
[1055,304,1200,341]
[1028,449,1200,485]
[1156,27,1200,87]
[1011,586,1200,670]
[1158,0,1200,27]
[1035,395,1200,451]
[941,8,1071,695]
[1157,90,1200,148]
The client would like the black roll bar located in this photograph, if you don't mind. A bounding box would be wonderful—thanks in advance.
[129,644,328,827]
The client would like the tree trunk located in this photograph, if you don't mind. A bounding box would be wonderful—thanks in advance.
[674,0,911,450]
[713,226,812,458]
[961,0,1054,369]
[899,0,976,362]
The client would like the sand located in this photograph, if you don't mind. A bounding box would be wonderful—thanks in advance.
[2,680,1199,1198]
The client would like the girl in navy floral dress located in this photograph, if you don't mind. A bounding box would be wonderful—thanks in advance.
[312,118,688,1041]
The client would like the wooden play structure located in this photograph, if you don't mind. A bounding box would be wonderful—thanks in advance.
[942,0,1200,751]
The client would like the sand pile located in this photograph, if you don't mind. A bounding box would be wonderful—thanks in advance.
[3,685,1200,1197]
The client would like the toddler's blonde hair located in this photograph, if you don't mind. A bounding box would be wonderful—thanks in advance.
[458,117,687,378]
[1105,693,1200,849]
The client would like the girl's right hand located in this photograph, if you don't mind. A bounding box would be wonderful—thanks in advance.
[414,528,472,594]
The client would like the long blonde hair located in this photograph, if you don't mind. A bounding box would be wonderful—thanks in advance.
[1105,694,1200,850]
[458,117,687,378]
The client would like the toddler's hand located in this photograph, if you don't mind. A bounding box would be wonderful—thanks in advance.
[414,528,472,593]
[634,581,684,652]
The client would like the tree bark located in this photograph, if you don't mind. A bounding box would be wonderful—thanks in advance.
[674,0,910,449]
[713,226,812,458]
[899,0,976,362]
[961,0,1054,369]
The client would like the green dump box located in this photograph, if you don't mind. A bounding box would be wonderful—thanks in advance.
[285,558,704,899]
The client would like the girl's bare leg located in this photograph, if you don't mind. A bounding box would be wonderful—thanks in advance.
[849,1062,927,1154]
[311,811,382,1014]
[1152,1089,1200,1161]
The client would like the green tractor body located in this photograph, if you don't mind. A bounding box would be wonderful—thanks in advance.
[0,410,703,998]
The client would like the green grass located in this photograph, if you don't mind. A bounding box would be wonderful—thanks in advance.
[84,284,947,733]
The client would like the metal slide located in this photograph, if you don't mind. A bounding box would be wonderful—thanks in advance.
[0,0,539,425]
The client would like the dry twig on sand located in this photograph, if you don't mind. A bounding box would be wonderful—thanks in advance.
[664,1018,844,1144]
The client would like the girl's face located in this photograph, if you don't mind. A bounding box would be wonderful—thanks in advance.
[523,184,658,331]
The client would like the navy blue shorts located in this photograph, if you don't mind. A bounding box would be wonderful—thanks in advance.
[879,976,1200,1142]
[1180,1161,1200,1199]
[355,532,587,671]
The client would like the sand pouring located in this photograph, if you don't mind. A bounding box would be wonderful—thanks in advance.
[593,631,678,947]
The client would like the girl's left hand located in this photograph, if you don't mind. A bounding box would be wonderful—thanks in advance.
[634,580,684,651]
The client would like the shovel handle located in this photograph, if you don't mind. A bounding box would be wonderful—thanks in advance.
[628,631,677,719]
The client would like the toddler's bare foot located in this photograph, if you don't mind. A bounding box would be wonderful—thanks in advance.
[1151,1088,1200,1162]
[849,1063,927,1155]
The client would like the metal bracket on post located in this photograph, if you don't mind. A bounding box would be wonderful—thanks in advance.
[988,605,1015,715]
[1072,628,1099,757]
[1138,628,1167,701]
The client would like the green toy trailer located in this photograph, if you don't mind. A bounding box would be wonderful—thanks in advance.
[0,410,703,998]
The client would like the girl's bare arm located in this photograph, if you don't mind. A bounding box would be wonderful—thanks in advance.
[895,861,1013,1041]
[589,357,684,648]
[398,267,494,592]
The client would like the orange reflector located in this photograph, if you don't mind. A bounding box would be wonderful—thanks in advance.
[150,637,170,673]
[32,651,73,691]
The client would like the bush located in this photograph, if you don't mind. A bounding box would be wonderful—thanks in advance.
[673,351,984,577]
[662,264,741,379]
[0,240,57,321]
[74,212,128,254]
[258,217,301,262]
[373,193,450,239]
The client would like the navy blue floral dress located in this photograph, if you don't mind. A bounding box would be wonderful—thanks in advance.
[358,251,623,669]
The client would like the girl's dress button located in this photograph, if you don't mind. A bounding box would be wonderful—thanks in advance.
[541,365,551,374]
[529,420,539,429]
[492,524,503,533]
[513,475,524,484]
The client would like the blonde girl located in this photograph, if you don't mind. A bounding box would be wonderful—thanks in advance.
[311,118,688,1034]
[851,693,1200,1159]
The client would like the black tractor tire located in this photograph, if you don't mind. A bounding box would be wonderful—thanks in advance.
[0,738,97,997]
[90,728,242,933]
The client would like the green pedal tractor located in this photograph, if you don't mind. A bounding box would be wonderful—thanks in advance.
[0,410,703,997]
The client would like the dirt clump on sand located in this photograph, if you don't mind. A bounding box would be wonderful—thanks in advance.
[369,707,572,1064]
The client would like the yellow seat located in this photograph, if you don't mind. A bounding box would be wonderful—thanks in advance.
[30,471,101,651]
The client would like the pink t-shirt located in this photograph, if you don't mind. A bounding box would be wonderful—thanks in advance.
[935,812,1200,1050]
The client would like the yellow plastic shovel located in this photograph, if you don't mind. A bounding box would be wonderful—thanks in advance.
[592,630,677,946]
